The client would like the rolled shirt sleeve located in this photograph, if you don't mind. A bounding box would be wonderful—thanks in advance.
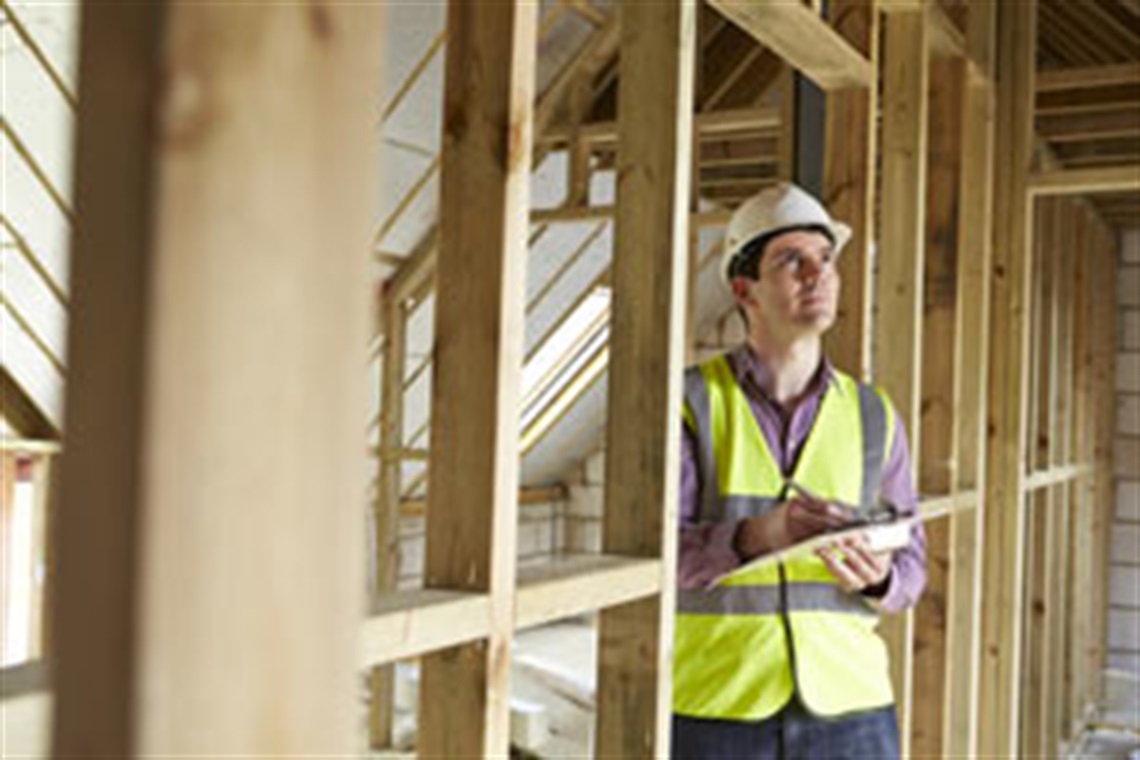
[863,413,928,613]
[677,422,742,589]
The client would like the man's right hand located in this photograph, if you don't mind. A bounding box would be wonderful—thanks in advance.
[733,497,853,560]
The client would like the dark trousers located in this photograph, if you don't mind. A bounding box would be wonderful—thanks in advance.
[672,701,900,760]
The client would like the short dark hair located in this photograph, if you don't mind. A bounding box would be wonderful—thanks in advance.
[726,223,835,281]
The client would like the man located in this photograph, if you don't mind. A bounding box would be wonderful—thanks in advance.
[672,183,927,759]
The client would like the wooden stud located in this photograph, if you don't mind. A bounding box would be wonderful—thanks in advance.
[875,11,930,754]
[911,54,964,760]
[51,4,382,755]
[595,1,694,755]
[822,0,878,380]
[368,291,407,749]
[978,0,1037,754]
[943,5,996,754]
[708,0,873,90]
[418,2,537,755]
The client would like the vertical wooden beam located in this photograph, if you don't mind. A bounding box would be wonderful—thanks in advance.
[419,2,536,756]
[875,10,929,755]
[52,4,381,754]
[944,5,997,754]
[1024,199,1058,758]
[1047,198,1077,755]
[911,53,964,760]
[595,1,694,756]
[1087,217,1118,714]
[822,0,879,380]
[978,0,1037,755]
[369,292,407,749]
[1067,207,1094,737]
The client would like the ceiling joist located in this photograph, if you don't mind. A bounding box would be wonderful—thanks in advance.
[707,0,872,90]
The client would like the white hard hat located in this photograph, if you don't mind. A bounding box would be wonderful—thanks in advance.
[721,182,852,284]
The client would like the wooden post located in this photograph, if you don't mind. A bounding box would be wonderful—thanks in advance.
[418,2,536,755]
[911,54,964,760]
[945,4,997,753]
[52,4,382,755]
[1024,198,1058,758]
[1087,217,1118,715]
[876,9,929,754]
[822,0,878,380]
[1065,205,1092,741]
[978,0,1037,755]
[595,1,694,756]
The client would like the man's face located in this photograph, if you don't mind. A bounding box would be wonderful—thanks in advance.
[731,229,840,340]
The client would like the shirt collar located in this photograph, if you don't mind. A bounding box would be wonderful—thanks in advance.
[729,343,843,400]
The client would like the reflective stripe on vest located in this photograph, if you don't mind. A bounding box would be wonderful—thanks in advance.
[674,354,897,721]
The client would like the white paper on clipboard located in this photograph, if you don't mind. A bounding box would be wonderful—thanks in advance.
[708,515,917,588]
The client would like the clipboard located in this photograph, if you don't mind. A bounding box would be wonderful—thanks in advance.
[707,513,917,588]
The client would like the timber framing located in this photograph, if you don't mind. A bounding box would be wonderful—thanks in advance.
[5,0,1136,757]
[708,0,873,90]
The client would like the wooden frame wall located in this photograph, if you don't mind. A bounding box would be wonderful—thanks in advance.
[3,2,1129,758]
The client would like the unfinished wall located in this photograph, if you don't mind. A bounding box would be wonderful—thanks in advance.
[1108,229,1140,678]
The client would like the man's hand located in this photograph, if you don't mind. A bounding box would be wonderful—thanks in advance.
[734,497,852,559]
[817,533,893,594]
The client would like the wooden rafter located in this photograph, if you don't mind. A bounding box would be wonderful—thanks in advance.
[708,0,873,90]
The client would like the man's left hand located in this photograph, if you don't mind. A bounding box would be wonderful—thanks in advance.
[816,533,892,594]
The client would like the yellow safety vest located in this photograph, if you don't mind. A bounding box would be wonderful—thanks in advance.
[674,354,898,721]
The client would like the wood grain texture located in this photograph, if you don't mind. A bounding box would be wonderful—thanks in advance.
[420,2,537,755]
[822,0,878,380]
[911,54,964,760]
[944,6,997,752]
[52,3,382,755]
[978,1,1037,755]
[595,1,694,756]
[876,12,930,754]
[709,0,873,90]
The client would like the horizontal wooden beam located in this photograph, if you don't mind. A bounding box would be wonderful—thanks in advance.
[516,555,661,630]
[1036,63,1140,92]
[879,0,925,11]
[530,206,733,227]
[1023,463,1094,492]
[708,0,872,90]
[358,555,661,666]
[1028,165,1140,195]
[543,106,780,146]
[399,485,568,517]
[361,590,491,667]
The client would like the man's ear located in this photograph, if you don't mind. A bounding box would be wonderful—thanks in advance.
[730,277,754,307]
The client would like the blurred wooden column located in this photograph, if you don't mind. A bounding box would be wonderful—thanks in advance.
[52,4,382,755]
[595,1,694,756]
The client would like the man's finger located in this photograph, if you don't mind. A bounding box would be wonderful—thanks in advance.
[789,497,851,526]
[817,546,862,592]
[836,537,891,585]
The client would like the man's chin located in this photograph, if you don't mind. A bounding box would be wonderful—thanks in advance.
[794,310,836,334]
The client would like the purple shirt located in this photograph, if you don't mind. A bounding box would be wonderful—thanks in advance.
[679,344,927,614]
